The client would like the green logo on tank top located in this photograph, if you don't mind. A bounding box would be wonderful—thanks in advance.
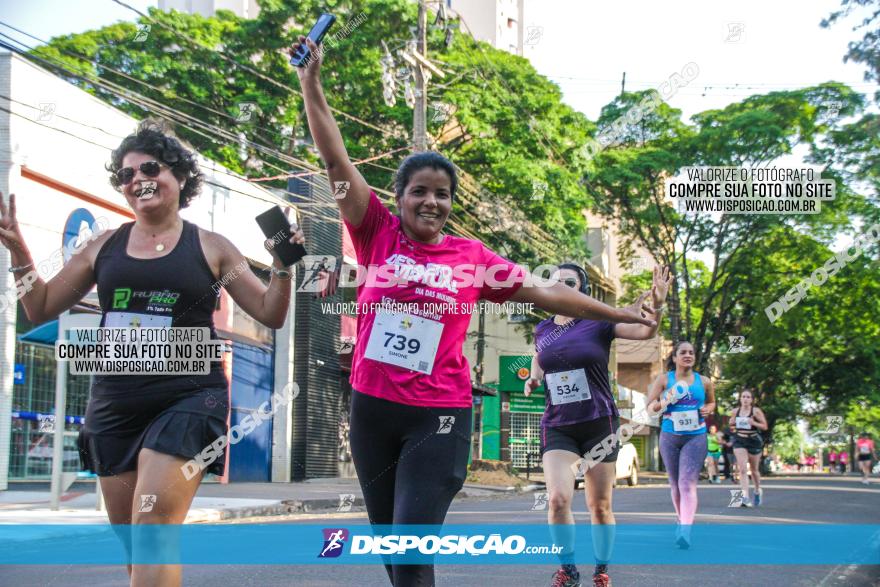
[148,293,179,305]
[112,287,132,309]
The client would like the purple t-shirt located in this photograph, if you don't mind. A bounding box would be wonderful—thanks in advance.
[535,318,617,427]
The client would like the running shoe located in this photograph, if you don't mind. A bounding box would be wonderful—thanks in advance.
[592,573,611,587]
[551,569,581,587]
[740,499,753,508]
[861,478,870,485]
[754,490,762,506]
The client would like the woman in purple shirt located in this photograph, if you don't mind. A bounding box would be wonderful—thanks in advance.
[525,263,670,587]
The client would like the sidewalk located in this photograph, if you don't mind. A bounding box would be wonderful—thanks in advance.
[0,477,514,526]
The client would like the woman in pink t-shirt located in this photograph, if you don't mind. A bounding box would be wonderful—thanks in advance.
[293,36,656,587]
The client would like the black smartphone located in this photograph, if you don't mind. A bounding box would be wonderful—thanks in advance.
[255,206,307,267]
[290,13,337,67]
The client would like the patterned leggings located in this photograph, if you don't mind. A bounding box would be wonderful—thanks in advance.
[660,432,708,525]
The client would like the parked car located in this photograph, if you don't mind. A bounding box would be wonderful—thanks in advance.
[575,443,639,488]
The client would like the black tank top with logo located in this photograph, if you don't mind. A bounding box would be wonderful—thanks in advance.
[92,220,228,395]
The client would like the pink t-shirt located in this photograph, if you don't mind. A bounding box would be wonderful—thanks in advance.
[344,192,526,408]
[857,439,874,455]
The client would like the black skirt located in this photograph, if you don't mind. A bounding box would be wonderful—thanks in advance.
[78,386,230,477]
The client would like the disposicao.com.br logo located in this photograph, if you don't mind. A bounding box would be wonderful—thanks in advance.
[318,527,561,559]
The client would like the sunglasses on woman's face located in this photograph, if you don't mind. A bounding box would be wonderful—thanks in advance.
[562,278,579,289]
[116,161,166,186]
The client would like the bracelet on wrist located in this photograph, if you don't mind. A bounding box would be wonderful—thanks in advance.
[271,266,292,280]
[8,262,34,273]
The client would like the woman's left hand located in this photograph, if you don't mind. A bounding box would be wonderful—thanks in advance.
[265,222,305,268]
[699,406,711,417]
[652,265,672,307]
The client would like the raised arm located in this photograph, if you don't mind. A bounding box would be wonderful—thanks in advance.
[0,192,106,324]
[615,265,671,340]
[293,37,372,227]
[510,281,656,327]
[202,224,305,330]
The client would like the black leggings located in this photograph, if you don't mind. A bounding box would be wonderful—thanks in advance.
[350,389,472,587]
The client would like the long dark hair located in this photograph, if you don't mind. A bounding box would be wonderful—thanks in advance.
[665,340,693,371]
[393,151,457,202]
[107,119,204,209]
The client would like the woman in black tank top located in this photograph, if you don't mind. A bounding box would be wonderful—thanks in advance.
[0,121,304,586]
[728,389,768,508]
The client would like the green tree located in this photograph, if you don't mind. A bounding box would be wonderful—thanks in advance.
[771,420,804,464]
[32,0,599,268]
[822,0,880,104]
[718,224,880,431]
[588,85,866,363]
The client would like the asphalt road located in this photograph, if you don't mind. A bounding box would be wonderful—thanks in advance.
[2,476,878,586]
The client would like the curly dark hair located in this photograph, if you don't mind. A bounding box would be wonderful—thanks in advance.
[107,120,204,209]
[393,151,458,202]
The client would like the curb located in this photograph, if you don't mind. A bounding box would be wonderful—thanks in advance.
[188,502,291,522]
[461,484,518,493]
[281,497,366,514]
[520,484,546,492]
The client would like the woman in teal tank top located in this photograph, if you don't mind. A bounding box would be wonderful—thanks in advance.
[647,341,716,549]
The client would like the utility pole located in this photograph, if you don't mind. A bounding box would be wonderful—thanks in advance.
[475,305,486,384]
[413,0,428,151]
[620,71,626,96]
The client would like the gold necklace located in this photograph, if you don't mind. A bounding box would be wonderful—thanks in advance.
[140,221,178,253]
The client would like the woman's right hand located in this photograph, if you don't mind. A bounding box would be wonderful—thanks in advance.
[0,192,28,255]
[524,377,540,397]
[291,36,323,83]
[661,389,678,406]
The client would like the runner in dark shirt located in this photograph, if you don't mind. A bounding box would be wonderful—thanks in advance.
[0,121,303,587]
[525,264,670,587]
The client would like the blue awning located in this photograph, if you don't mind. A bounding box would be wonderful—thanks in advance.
[18,320,59,345]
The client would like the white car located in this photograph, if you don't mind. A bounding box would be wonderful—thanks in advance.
[574,443,639,488]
